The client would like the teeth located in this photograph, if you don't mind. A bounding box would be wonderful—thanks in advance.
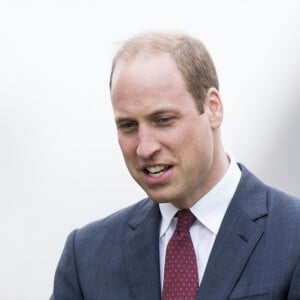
[146,165,165,174]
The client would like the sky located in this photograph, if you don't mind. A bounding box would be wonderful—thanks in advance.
[1,1,300,299]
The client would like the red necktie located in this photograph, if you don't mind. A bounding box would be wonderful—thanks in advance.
[162,209,199,300]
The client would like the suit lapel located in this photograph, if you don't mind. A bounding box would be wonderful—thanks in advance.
[123,199,162,299]
[197,165,268,299]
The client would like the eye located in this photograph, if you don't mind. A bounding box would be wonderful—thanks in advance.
[156,116,175,126]
[117,121,138,133]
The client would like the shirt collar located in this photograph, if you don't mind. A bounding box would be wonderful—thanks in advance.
[159,154,241,237]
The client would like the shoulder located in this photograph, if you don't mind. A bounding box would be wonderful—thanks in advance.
[71,198,157,245]
[238,163,300,222]
[266,186,300,228]
[267,185,300,208]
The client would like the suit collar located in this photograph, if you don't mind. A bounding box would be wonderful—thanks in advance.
[128,198,159,229]
[124,199,162,299]
[197,164,268,299]
[233,163,268,220]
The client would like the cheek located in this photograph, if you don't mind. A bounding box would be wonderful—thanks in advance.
[182,125,213,158]
[118,137,136,160]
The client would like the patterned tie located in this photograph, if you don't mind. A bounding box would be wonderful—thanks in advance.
[162,209,199,300]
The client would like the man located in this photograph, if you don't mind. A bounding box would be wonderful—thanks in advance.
[51,32,300,299]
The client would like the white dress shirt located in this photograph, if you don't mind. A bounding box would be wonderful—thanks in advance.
[159,155,241,288]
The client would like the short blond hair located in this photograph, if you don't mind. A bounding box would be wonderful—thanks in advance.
[109,32,219,113]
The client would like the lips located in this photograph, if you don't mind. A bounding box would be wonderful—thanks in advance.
[144,165,171,177]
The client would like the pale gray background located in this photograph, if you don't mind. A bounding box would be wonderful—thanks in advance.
[1,1,299,299]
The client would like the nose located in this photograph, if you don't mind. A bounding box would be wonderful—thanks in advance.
[136,127,161,159]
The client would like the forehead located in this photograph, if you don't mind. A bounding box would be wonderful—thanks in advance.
[111,53,186,99]
[110,53,198,119]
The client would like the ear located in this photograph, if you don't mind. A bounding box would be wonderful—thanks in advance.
[205,87,223,129]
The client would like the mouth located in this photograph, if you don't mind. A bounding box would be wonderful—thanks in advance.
[143,165,172,177]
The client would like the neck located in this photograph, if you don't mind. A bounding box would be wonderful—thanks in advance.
[175,143,230,210]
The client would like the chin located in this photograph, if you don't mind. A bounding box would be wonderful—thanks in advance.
[141,184,180,204]
[149,197,171,204]
[146,191,177,204]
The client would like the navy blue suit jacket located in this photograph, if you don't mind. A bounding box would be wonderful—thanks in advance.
[51,165,300,299]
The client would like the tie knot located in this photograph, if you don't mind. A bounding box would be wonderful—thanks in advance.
[176,209,196,233]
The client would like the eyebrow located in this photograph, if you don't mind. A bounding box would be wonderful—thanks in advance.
[115,117,133,125]
[150,109,179,117]
[115,108,180,123]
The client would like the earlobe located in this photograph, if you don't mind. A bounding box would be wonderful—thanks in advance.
[206,87,223,128]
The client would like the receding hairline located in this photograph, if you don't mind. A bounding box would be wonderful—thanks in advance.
[113,31,194,58]
[109,31,211,87]
[109,31,219,115]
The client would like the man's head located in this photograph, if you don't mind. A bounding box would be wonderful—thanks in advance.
[110,32,228,209]
[110,32,219,114]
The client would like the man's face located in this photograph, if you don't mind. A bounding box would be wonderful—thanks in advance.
[111,53,221,208]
